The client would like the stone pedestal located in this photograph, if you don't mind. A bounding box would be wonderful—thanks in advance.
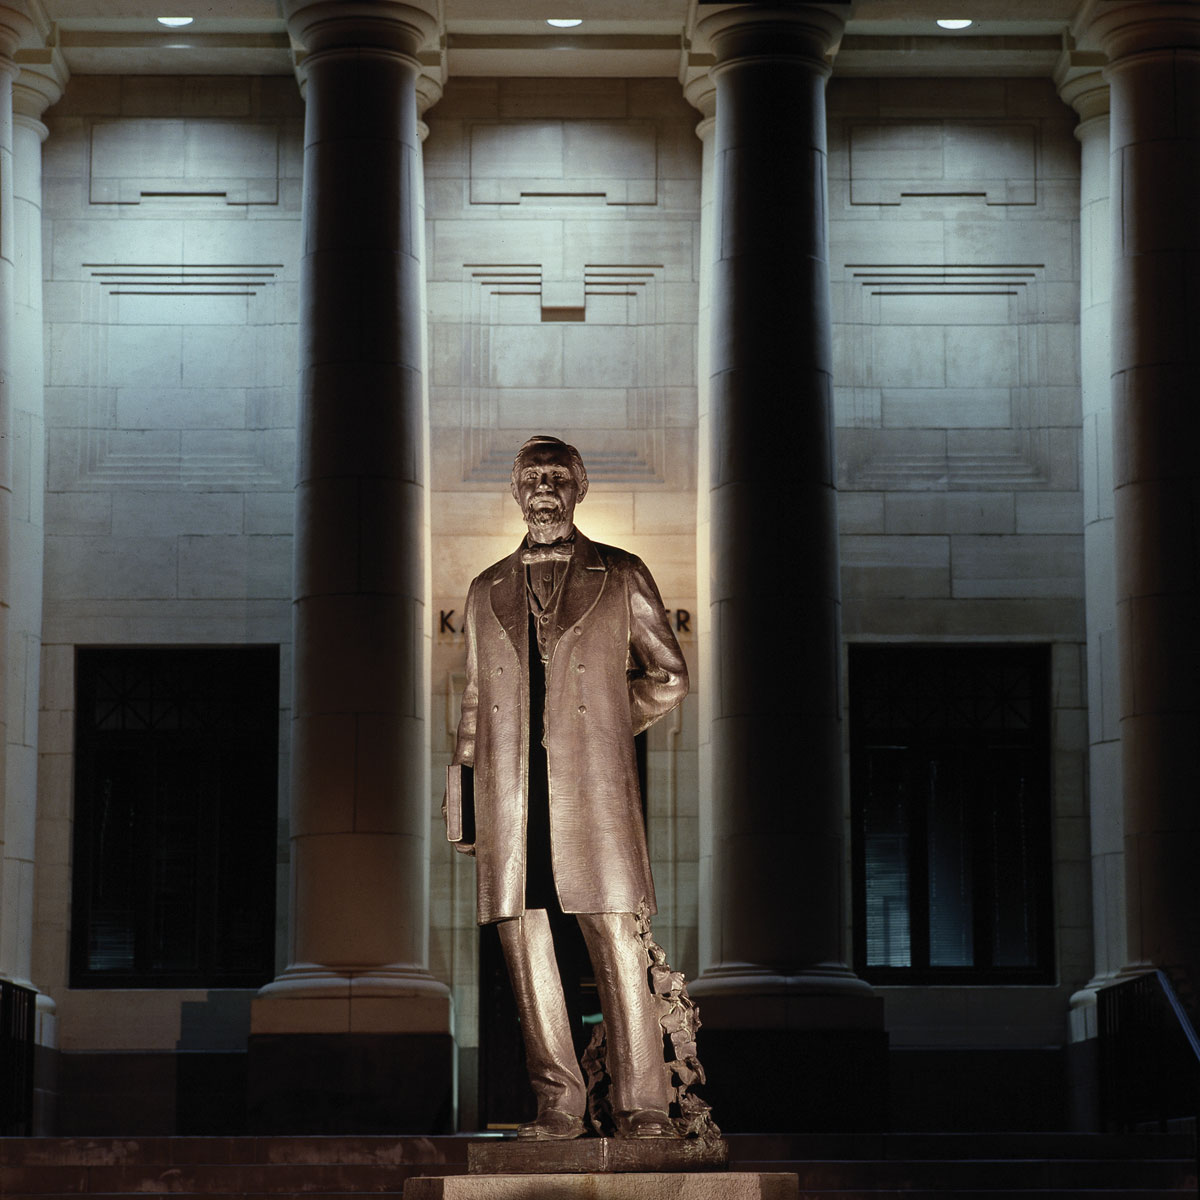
[687,3,884,1132]
[406,1175,797,1200]
[248,0,451,1133]
[468,1138,728,1175]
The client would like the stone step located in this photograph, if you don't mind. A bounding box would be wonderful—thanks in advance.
[2,1185,1190,1195]
[0,1134,1191,1197]
[0,1133,1191,1166]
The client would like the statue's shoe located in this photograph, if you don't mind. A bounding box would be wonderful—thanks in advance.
[516,1109,585,1140]
[615,1108,678,1138]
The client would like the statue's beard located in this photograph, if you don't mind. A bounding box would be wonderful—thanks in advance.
[524,498,567,529]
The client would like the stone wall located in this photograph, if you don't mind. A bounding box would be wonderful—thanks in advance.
[26,68,1093,1128]
[35,76,303,1074]
[828,77,1089,1045]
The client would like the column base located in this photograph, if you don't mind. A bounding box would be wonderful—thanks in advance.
[688,966,886,1132]
[688,963,884,1030]
[251,963,453,1034]
[247,967,455,1133]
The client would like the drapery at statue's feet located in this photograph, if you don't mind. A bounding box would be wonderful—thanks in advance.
[517,1109,585,1140]
[615,1108,679,1138]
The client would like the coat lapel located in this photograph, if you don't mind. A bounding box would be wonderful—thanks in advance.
[490,530,608,651]
[556,529,607,634]
[489,545,528,649]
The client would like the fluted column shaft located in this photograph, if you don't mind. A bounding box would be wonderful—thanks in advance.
[255,0,448,1033]
[0,57,61,999]
[1094,5,1200,985]
[1074,94,1125,989]
[691,4,875,1025]
[0,2,34,989]
[685,74,717,980]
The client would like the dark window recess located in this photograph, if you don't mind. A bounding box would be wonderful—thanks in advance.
[850,645,1054,985]
[71,647,279,989]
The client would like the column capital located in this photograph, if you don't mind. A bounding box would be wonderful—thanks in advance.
[415,67,442,141]
[695,3,845,74]
[0,2,35,74]
[1055,57,1110,125]
[1083,2,1200,63]
[682,72,716,140]
[284,0,439,58]
[13,52,67,133]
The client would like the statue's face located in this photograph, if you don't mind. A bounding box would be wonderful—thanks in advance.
[514,445,580,542]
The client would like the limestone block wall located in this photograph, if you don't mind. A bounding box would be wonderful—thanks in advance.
[34,76,303,1061]
[828,77,1089,1046]
[422,78,703,1087]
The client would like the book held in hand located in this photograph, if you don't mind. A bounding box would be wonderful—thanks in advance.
[445,762,475,844]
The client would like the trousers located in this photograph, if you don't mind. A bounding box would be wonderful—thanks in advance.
[498,908,671,1119]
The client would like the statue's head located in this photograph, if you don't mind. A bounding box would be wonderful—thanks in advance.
[511,435,588,543]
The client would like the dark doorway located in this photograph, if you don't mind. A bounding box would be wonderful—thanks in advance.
[71,646,279,989]
[850,643,1054,985]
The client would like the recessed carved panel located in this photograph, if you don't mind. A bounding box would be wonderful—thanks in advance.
[90,120,281,205]
[458,263,672,482]
[835,262,1077,491]
[849,122,1037,206]
[468,120,657,206]
[59,263,291,489]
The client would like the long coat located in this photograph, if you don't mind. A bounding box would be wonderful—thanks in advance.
[451,529,688,924]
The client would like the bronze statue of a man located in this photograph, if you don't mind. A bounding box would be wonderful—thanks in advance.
[447,434,688,1140]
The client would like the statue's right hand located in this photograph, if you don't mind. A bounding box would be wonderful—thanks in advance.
[453,841,476,857]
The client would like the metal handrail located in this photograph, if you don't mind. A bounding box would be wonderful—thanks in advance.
[0,978,36,1136]
[1098,969,1200,1197]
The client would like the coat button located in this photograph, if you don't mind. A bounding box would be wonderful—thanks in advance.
[574,626,582,635]
[540,614,550,625]
[495,667,503,676]
[492,704,500,713]
[576,663,585,672]
[578,704,587,714]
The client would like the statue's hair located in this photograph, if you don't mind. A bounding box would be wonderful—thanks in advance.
[510,435,589,502]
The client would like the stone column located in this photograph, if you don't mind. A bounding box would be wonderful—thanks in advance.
[0,1,34,990]
[688,3,883,1132]
[249,0,451,1135]
[0,54,62,1010]
[1058,63,1121,1128]
[684,72,717,979]
[1090,4,1200,992]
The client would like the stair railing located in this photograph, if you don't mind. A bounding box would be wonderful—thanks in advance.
[0,978,36,1135]
[1098,969,1200,1197]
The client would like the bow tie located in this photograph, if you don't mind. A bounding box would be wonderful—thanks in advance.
[521,542,574,565]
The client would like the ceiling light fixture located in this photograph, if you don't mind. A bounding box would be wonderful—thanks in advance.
[546,18,582,28]
[156,16,194,26]
[936,19,973,29]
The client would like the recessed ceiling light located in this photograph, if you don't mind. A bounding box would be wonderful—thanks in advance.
[546,18,582,28]
[156,16,194,27]
[936,19,973,29]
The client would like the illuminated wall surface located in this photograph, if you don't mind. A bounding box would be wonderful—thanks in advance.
[24,69,1089,1053]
